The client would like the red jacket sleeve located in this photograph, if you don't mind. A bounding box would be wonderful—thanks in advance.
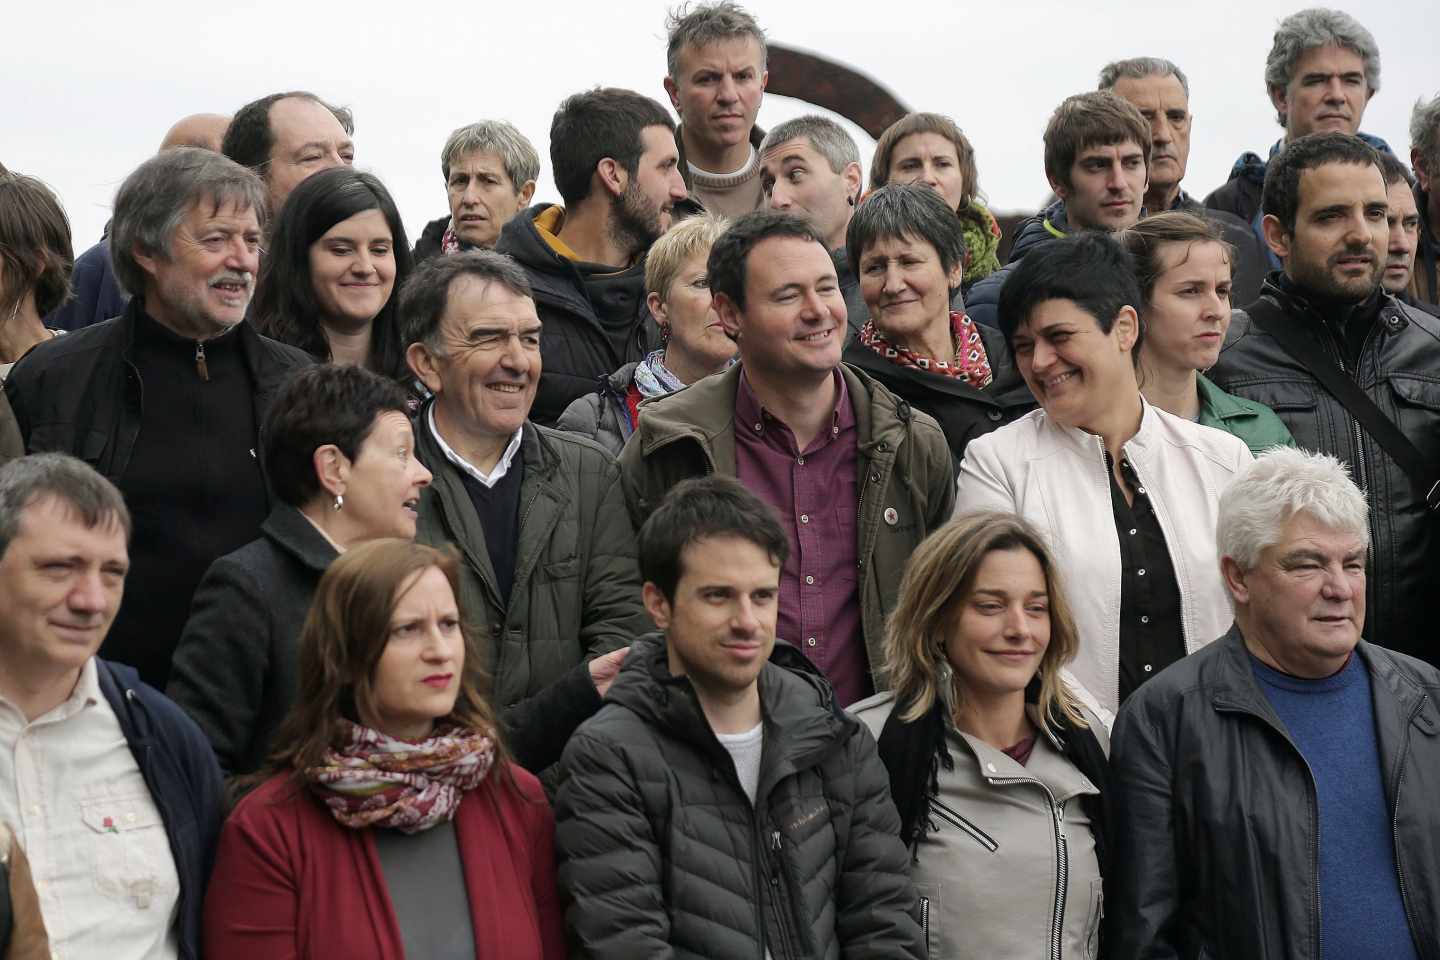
[522,773,566,960]
[203,778,302,960]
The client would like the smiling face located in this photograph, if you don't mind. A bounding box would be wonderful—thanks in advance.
[760,138,860,251]
[1055,140,1147,231]
[364,566,465,741]
[858,233,960,352]
[0,497,128,685]
[716,235,846,385]
[945,547,1052,703]
[1274,44,1372,139]
[138,197,261,339]
[1224,510,1367,678]
[265,96,355,214]
[1139,240,1233,373]
[1110,73,1191,201]
[331,411,432,544]
[1012,298,1139,431]
[1269,161,1387,302]
[887,132,967,213]
[309,208,395,331]
[654,248,735,375]
[665,36,767,157]
[1383,178,1422,295]
[446,150,533,250]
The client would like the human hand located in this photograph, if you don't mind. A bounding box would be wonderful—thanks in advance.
[588,647,630,698]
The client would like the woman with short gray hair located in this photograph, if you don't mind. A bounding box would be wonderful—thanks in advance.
[414,120,540,261]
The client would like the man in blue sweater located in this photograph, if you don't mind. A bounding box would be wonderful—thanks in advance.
[1108,447,1440,959]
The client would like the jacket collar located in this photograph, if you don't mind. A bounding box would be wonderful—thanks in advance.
[260,504,340,575]
[1043,391,1159,460]
[1196,372,1251,424]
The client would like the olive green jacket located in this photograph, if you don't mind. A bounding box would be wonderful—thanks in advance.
[1196,373,1296,456]
[617,363,956,693]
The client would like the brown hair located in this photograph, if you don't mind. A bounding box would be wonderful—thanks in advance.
[1119,210,1233,307]
[885,512,1088,732]
[0,173,74,319]
[262,539,512,778]
[869,113,980,210]
[1043,91,1151,194]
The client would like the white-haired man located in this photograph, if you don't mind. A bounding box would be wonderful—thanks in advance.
[1108,447,1440,959]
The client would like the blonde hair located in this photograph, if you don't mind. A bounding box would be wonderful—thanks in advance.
[644,212,729,301]
[885,512,1088,732]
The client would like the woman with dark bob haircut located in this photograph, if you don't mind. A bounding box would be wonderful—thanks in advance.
[203,539,564,959]
[0,172,72,381]
[852,511,1110,959]
[252,167,414,382]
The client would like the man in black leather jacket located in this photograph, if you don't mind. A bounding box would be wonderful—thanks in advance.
[1109,448,1440,960]
[1209,133,1440,665]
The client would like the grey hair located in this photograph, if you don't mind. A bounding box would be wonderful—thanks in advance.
[1217,447,1369,572]
[1410,93,1440,178]
[440,120,541,190]
[845,183,967,282]
[0,453,131,559]
[665,1,767,79]
[398,249,534,357]
[1265,8,1381,126]
[1098,57,1191,98]
[759,115,860,174]
[108,147,267,298]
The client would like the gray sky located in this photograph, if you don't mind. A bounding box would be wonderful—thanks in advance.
[7,0,1436,249]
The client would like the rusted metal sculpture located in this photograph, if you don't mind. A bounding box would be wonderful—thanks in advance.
[766,43,910,140]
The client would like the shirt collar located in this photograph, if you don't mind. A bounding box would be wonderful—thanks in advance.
[427,404,524,488]
[734,367,852,441]
[0,657,102,728]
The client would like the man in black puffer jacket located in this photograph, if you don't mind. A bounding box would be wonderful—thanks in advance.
[555,477,923,960]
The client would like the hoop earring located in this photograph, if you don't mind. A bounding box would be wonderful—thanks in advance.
[332,494,344,512]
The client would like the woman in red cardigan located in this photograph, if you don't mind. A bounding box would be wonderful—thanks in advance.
[203,539,564,960]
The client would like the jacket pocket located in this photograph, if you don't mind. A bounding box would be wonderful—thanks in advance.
[1083,877,1104,959]
[914,882,940,955]
[1387,375,1440,456]
[28,423,107,464]
[930,800,998,851]
[538,555,579,581]
[1236,384,1322,451]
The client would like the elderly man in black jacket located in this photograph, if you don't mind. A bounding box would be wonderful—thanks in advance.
[1109,448,1440,960]
[4,149,310,688]
[555,476,923,959]
[1209,133,1440,666]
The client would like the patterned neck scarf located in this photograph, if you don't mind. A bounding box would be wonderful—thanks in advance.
[860,310,993,388]
[631,348,688,399]
[440,222,465,255]
[301,720,495,834]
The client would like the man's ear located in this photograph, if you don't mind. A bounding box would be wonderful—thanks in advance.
[713,291,743,341]
[407,341,444,395]
[1220,556,1250,606]
[517,180,537,208]
[1267,83,1289,127]
[1412,148,1432,192]
[642,581,672,631]
[663,75,682,113]
[1049,174,1070,203]
[311,444,349,499]
[131,243,162,281]
[596,157,627,199]
[1261,214,1292,262]
[842,161,863,205]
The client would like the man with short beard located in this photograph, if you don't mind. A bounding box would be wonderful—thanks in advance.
[1210,133,1440,665]
[495,88,688,425]
[1376,151,1437,316]
[3,149,311,687]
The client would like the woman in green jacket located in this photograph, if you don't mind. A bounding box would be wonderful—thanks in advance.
[1123,212,1294,455]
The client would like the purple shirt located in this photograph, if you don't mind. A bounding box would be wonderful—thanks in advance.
[734,369,870,705]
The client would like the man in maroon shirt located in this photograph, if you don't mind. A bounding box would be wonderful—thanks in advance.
[618,210,955,704]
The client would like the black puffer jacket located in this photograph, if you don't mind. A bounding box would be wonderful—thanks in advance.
[1208,277,1440,664]
[555,635,925,960]
[412,213,450,263]
[1108,627,1440,959]
[966,199,1069,329]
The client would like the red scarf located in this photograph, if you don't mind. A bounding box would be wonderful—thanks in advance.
[860,310,993,388]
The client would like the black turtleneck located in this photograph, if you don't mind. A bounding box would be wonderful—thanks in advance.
[1273,272,1384,370]
[107,306,269,688]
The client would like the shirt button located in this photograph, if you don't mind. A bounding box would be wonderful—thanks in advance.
[1129,528,1137,536]
[987,410,1003,421]
[29,804,40,816]
[1137,487,1147,495]
[807,637,817,647]
[1144,663,1154,673]
[1138,568,1146,576]
[753,422,763,433]
[797,456,805,465]
[805,575,815,585]
[800,514,810,524]
[1141,615,1150,624]
[126,812,137,824]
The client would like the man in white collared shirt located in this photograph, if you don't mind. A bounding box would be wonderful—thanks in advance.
[402,251,651,773]
[0,453,224,960]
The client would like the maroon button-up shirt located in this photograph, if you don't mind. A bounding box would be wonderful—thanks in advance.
[734,369,870,705]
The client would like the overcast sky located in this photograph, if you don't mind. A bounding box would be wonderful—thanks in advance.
[7,0,1436,249]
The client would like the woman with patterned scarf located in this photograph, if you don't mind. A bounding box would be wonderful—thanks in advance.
[203,540,563,960]
[841,185,1035,466]
[556,213,736,455]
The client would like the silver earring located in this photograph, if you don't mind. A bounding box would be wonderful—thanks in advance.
[332,494,344,512]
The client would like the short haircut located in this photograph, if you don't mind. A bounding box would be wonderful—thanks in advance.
[398,249,533,356]
[1097,56,1191,98]
[759,115,860,175]
[0,453,131,559]
[440,120,541,189]
[1410,93,1440,179]
[998,231,1143,352]
[251,166,414,382]
[222,91,354,175]
[645,212,730,300]
[1266,8,1381,128]
[706,209,826,311]
[869,112,980,209]
[1119,211,1232,307]
[665,1,767,80]
[1043,91,1152,194]
[548,88,676,209]
[263,364,413,509]
[845,183,967,281]
[638,475,788,602]
[109,147,268,298]
[1377,150,1415,188]
[1262,132,1381,235]
[1217,446,1369,572]
[0,172,74,318]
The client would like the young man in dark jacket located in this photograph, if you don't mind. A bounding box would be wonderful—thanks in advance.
[1208,133,1440,665]
[1109,448,1440,960]
[556,476,923,959]
[0,454,224,960]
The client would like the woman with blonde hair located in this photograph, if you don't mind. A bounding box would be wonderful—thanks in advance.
[852,512,1110,960]
[203,539,563,960]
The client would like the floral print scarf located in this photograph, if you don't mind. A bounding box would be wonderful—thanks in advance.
[860,310,993,389]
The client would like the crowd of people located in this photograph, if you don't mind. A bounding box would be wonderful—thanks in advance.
[1,2,1439,958]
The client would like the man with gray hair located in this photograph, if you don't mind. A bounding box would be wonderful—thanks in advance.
[1109,446,1440,959]
[1204,7,1390,267]
[414,119,540,261]
[0,453,224,960]
[1409,92,1440,308]
[4,149,311,688]
[757,115,866,334]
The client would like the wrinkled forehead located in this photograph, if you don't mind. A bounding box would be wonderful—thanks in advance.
[440,275,539,328]
[675,35,766,75]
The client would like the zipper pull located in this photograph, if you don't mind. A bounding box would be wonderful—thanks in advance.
[770,829,782,852]
[195,341,210,382]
